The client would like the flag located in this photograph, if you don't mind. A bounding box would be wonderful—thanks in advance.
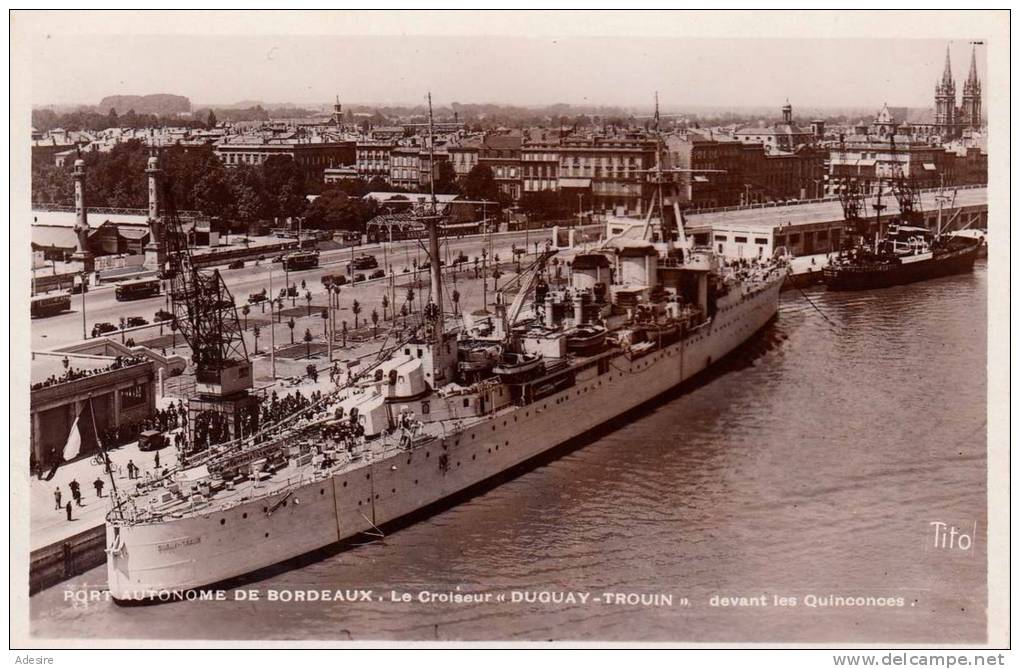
[62,415,81,461]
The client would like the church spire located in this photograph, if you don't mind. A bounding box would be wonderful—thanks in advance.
[965,44,980,87]
[941,44,954,86]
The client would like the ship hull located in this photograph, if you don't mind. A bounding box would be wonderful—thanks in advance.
[107,275,784,601]
[822,239,980,291]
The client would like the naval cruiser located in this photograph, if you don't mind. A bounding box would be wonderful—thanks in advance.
[104,107,787,602]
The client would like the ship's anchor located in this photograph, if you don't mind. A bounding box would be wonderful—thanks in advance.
[266,491,293,516]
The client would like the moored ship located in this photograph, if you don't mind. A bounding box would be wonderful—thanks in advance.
[823,227,981,291]
[823,158,982,291]
[104,96,788,601]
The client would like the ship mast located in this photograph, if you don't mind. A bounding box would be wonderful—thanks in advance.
[425,92,443,341]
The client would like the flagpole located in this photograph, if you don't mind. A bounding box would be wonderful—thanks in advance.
[88,396,120,502]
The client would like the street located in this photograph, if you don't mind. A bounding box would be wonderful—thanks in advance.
[32,228,556,351]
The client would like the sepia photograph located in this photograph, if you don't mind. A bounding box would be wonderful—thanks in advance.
[8,9,1010,653]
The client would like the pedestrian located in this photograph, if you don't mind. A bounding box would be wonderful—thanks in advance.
[93,477,104,498]
[127,459,136,479]
[69,479,82,506]
[154,450,160,469]
[53,487,62,510]
[65,500,73,521]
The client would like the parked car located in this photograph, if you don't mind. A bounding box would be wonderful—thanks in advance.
[455,252,469,264]
[227,259,246,270]
[272,255,284,263]
[91,322,118,337]
[153,309,173,322]
[248,290,267,304]
[125,316,149,328]
[321,274,348,287]
[369,269,386,280]
[353,273,366,283]
[138,430,168,452]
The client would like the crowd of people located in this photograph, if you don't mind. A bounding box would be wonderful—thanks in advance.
[259,389,324,427]
[31,355,148,391]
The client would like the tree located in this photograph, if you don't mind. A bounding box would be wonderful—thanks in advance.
[241,304,250,331]
[287,317,296,344]
[206,109,218,129]
[252,325,261,354]
[371,309,379,336]
[262,155,307,221]
[460,164,498,201]
[303,329,313,359]
[302,186,378,232]
[451,288,461,316]
[351,299,362,329]
[381,293,390,320]
[304,290,313,317]
[434,160,460,194]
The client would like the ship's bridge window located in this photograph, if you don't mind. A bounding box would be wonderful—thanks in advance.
[389,370,398,385]
[463,398,470,407]
[755,238,768,245]
[375,369,384,382]
[734,236,748,244]
[714,235,728,242]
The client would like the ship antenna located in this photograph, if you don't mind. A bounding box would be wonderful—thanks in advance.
[426,92,443,341]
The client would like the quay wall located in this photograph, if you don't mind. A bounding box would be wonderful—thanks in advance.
[29,524,106,594]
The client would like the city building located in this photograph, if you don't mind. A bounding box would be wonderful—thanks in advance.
[479,134,523,201]
[355,141,393,179]
[733,102,814,154]
[214,137,356,183]
[827,135,958,195]
[554,136,656,215]
[30,339,185,471]
[448,141,481,177]
[389,146,422,190]
[666,131,826,208]
[323,166,360,185]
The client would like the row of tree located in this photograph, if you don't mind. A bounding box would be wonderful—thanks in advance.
[30,138,511,233]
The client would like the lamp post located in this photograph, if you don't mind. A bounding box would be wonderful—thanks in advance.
[268,263,276,380]
[80,270,87,339]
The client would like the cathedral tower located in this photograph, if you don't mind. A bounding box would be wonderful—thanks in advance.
[934,45,957,137]
[962,44,982,129]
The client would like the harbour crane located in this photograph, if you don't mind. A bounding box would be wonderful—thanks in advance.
[160,176,256,450]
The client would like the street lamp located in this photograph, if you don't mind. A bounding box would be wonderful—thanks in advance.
[80,270,88,340]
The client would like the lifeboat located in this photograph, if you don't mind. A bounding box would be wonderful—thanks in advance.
[565,324,608,356]
[492,351,544,383]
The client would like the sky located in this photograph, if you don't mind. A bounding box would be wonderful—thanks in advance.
[23,16,991,112]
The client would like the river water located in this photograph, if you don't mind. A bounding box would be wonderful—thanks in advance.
[30,262,988,644]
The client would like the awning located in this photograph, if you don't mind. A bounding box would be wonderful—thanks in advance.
[558,178,592,188]
[117,227,150,240]
[923,163,937,170]
[31,225,78,249]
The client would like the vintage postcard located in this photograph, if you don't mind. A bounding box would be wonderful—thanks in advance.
[8,9,1010,654]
